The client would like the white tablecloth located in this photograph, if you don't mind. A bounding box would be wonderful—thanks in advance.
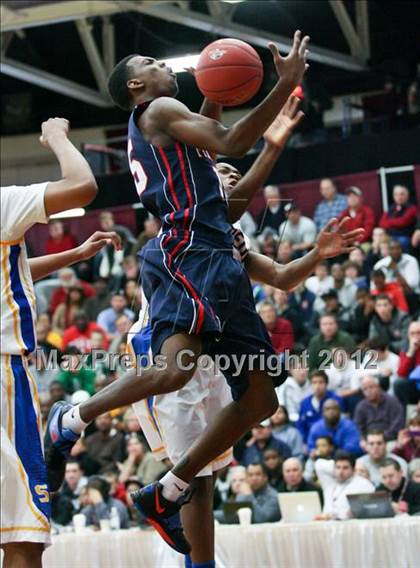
[36,518,420,568]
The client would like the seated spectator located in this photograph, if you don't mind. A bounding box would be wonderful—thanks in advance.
[297,371,342,443]
[109,314,134,353]
[325,349,361,414]
[275,357,312,422]
[393,414,420,462]
[57,347,96,395]
[379,185,418,250]
[394,321,420,407]
[99,210,136,246]
[118,433,167,486]
[120,255,140,287]
[338,186,376,243]
[371,269,409,313]
[241,420,291,466]
[288,283,316,341]
[80,476,129,529]
[37,312,63,351]
[263,448,284,491]
[316,289,352,331]
[272,289,304,341]
[93,239,125,283]
[260,232,279,260]
[84,278,112,321]
[52,284,86,332]
[236,463,281,523]
[342,260,367,289]
[59,459,88,512]
[279,458,322,502]
[368,294,410,353]
[356,430,407,487]
[84,413,126,473]
[374,240,420,304]
[349,246,371,281]
[308,399,362,456]
[257,301,294,354]
[408,459,420,484]
[308,315,356,372]
[365,227,390,273]
[360,338,400,393]
[354,375,405,441]
[102,465,127,504]
[124,279,142,315]
[377,458,420,516]
[62,311,109,353]
[270,406,304,460]
[313,177,347,232]
[315,451,375,520]
[49,267,95,316]
[45,219,77,255]
[276,239,294,265]
[255,185,286,235]
[224,466,247,504]
[330,263,357,310]
[279,204,317,256]
[304,436,335,483]
[305,262,334,313]
[97,292,135,337]
[131,215,160,256]
[49,380,66,404]
[347,288,375,344]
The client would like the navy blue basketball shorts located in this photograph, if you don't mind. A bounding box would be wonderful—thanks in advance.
[139,236,287,400]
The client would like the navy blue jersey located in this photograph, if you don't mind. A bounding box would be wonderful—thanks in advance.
[127,102,233,250]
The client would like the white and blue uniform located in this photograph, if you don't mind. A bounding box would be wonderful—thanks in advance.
[1,183,51,545]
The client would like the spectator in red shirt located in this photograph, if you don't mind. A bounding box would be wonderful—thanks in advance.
[49,267,95,315]
[62,310,109,353]
[379,185,418,251]
[45,220,78,255]
[393,414,420,462]
[394,321,420,407]
[371,269,409,313]
[338,186,376,243]
[258,301,294,353]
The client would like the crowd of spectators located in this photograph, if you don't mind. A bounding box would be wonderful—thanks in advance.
[30,179,419,529]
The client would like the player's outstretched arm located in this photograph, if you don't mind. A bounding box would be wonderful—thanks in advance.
[228,95,304,222]
[29,231,121,282]
[40,118,98,216]
[148,31,309,157]
[245,218,364,290]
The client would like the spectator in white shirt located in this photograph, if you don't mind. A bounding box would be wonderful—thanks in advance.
[279,204,317,256]
[276,363,312,423]
[305,261,334,313]
[331,263,358,310]
[374,239,420,294]
[315,451,375,520]
[356,430,407,487]
[360,338,401,393]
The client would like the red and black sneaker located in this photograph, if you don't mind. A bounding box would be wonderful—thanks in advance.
[131,482,191,554]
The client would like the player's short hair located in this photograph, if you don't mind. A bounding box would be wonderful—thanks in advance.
[108,54,137,110]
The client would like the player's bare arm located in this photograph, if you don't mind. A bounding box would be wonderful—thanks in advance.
[144,31,309,156]
[228,95,304,222]
[40,118,98,216]
[29,231,121,282]
[245,217,365,290]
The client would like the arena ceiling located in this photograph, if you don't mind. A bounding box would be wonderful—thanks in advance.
[1,0,419,134]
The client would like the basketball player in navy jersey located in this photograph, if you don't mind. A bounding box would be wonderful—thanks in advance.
[45,32,311,556]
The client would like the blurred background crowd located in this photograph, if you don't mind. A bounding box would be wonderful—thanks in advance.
[30,176,420,529]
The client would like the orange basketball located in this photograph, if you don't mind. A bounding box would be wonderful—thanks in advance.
[195,38,263,107]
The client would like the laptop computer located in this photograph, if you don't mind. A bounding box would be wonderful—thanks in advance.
[348,491,395,519]
[223,501,253,524]
[278,491,322,523]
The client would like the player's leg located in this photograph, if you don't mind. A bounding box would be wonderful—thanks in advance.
[2,542,43,568]
[181,476,215,567]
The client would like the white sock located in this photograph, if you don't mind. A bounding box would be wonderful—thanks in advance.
[62,405,89,434]
[160,471,189,502]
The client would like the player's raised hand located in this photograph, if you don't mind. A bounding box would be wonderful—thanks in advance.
[263,94,305,148]
[39,117,70,148]
[77,231,122,260]
[269,30,310,88]
[316,217,365,259]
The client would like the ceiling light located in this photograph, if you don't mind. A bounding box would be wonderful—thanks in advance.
[159,54,200,73]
